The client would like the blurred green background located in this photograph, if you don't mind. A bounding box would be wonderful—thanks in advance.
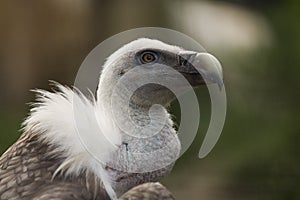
[0,0,299,199]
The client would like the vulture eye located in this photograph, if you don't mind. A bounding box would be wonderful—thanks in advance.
[140,51,158,64]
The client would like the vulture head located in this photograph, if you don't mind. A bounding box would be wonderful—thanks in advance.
[97,38,223,108]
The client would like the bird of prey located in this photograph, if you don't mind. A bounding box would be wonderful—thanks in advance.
[0,38,222,200]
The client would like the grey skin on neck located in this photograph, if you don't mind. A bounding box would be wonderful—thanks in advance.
[100,84,180,197]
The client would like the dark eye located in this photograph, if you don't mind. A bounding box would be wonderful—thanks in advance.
[140,51,158,64]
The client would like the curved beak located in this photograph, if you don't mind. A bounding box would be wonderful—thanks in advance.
[176,51,223,89]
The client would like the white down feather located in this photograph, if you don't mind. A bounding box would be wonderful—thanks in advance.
[23,82,121,200]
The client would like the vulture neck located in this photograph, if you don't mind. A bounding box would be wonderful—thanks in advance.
[97,86,172,130]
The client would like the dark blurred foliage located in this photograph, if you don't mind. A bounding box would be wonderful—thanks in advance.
[0,0,299,199]
[211,0,300,199]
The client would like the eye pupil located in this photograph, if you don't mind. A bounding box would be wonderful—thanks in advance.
[146,55,152,61]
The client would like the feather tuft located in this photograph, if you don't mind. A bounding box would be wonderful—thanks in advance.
[23,82,121,200]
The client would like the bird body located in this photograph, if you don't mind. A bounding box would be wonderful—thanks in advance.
[0,38,222,199]
[0,83,179,199]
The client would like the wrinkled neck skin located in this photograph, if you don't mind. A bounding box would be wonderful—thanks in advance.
[97,81,177,140]
[97,80,181,196]
[129,84,176,109]
[97,77,176,129]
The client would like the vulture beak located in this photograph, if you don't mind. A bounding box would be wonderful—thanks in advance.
[176,51,223,89]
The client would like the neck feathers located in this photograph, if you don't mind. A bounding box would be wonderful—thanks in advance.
[23,83,120,200]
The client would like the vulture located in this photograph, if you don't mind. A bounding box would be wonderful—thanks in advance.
[0,38,222,200]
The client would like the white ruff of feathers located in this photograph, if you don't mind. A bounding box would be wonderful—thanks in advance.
[23,83,121,200]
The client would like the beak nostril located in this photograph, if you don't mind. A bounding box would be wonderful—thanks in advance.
[180,58,188,66]
[178,52,198,67]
